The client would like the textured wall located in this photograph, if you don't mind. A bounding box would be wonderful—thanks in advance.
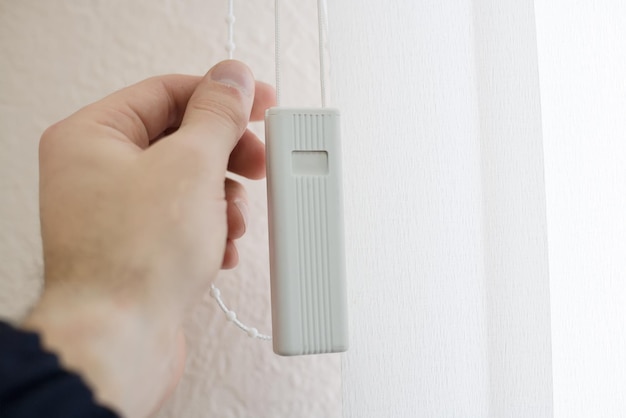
[0,1,341,417]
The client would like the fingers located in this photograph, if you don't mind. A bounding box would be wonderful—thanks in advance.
[76,75,202,148]
[225,178,247,240]
[227,81,274,179]
[228,129,266,179]
[175,60,255,168]
[157,80,271,179]
[250,81,276,121]
[50,63,274,154]
[45,62,274,177]
[222,240,239,270]
[223,178,247,269]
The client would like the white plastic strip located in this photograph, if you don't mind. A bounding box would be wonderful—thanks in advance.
[274,0,282,105]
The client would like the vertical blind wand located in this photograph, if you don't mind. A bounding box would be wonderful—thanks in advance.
[210,0,348,356]
[266,0,348,356]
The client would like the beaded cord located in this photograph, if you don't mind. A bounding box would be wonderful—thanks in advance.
[209,0,272,341]
[211,0,331,341]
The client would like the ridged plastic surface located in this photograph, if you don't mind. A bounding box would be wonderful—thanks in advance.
[266,108,348,356]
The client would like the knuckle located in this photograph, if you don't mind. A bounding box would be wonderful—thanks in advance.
[190,94,248,133]
[39,121,66,154]
[40,122,61,142]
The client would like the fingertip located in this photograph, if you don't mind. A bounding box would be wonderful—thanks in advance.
[178,60,256,158]
[227,199,247,240]
[208,60,255,99]
[221,240,239,269]
[251,81,276,121]
[227,129,266,179]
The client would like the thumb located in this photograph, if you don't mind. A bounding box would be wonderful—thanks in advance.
[176,60,255,166]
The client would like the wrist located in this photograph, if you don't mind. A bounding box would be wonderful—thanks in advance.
[23,288,181,417]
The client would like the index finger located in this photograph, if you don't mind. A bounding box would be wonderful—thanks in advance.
[250,81,276,121]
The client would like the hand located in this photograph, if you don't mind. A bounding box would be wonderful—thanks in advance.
[22,60,275,417]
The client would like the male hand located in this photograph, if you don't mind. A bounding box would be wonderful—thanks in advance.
[24,60,275,417]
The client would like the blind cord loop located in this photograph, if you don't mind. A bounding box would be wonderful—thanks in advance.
[211,0,331,341]
[209,0,271,341]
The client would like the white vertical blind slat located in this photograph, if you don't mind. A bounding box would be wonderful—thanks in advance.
[328,0,553,416]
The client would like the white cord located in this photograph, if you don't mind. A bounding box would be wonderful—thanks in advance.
[274,0,281,105]
[317,0,327,107]
[274,0,328,107]
[209,0,271,341]
[210,284,272,340]
[226,0,235,59]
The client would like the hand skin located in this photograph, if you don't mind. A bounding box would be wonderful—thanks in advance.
[21,60,276,417]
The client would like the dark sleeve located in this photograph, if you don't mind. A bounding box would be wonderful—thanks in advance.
[0,321,119,418]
